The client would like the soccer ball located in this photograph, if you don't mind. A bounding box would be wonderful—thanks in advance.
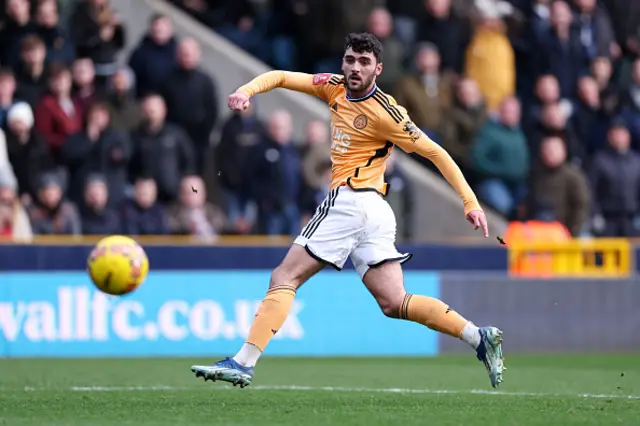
[87,235,149,296]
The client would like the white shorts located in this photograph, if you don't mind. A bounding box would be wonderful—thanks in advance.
[294,186,412,279]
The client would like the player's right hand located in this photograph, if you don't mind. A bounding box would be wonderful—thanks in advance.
[228,91,250,111]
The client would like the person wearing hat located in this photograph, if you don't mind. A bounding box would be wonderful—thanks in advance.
[588,118,640,236]
[27,171,81,235]
[5,102,55,199]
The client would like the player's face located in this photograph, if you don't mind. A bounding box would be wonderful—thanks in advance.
[342,48,382,94]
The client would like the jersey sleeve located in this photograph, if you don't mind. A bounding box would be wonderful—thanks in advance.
[379,107,482,215]
[236,71,341,103]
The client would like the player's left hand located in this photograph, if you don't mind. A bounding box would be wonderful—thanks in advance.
[466,209,489,238]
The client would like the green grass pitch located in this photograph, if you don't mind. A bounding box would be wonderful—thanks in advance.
[1,355,639,425]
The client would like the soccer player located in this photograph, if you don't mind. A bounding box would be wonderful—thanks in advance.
[192,33,504,388]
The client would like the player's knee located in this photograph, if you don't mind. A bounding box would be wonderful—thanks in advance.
[269,265,302,290]
[378,298,402,318]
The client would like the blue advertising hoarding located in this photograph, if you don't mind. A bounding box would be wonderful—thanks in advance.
[0,270,440,357]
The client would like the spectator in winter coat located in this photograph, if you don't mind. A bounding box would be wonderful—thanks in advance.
[300,120,331,222]
[526,136,590,236]
[121,177,168,235]
[471,96,529,216]
[71,57,101,112]
[247,110,302,236]
[572,75,610,155]
[214,104,263,234]
[159,38,218,172]
[60,102,131,208]
[366,8,404,93]
[5,102,54,198]
[70,0,125,84]
[0,0,37,66]
[589,120,640,237]
[128,13,178,98]
[130,94,196,203]
[34,0,75,65]
[34,63,84,159]
[13,35,49,109]
[27,171,81,235]
[619,59,640,149]
[394,43,455,141]
[384,151,414,242]
[572,0,618,60]
[105,67,141,133]
[0,166,32,241]
[79,174,121,235]
[166,175,226,241]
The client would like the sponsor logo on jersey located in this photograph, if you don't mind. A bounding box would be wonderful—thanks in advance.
[312,73,332,85]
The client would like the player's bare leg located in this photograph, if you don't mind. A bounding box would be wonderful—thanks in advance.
[362,261,505,388]
[191,244,325,387]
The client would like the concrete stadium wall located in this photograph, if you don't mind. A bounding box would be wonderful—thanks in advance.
[439,276,640,353]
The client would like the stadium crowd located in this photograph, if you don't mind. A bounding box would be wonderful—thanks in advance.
[0,0,639,242]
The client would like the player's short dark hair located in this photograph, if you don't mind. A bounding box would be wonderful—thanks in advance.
[344,32,384,63]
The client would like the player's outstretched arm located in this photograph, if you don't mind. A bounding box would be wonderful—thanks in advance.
[386,118,489,237]
[229,71,337,112]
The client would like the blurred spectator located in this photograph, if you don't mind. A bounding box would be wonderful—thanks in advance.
[573,75,610,154]
[213,0,265,62]
[387,0,424,46]
[0,166,32,240]
[0,0,36,66]
[13,35,48,108]
[601,0,640,59]
[166,175,226,240]
[130,94,196,203]
[526,136,590,236]
[265,0,305,71]
[394,43,454,140]
[300,120,331,221]
[0,127,10,174]
[572,0,618,60]
[78,173,120,234]
[366,7,403,93]
[589,120,640,237]
[417,0,471,74]
[384,151,414,241]
[128,13,177,99]
[34,0,75,64]
[471,96,529,216]
[465,12,515,112]
[105,66,141,133]
[159,38,218,172]
[441,78,487,170]
[5,102,54,197]
[619,59,640,149]
[590,56,620,116]
[248,110,301,236]
[60,102,131,207]
[121,176,169,235]
[70,0,125,85]
[536,0,588,98]
[0,69,19,129]
[27,171,81,235]
[214,104,263,234]
[531,102,584,165]
[525,75,572,133]
[71,57,100,112]
[34,63,83,159]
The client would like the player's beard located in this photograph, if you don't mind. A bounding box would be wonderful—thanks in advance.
[347,74,375,94]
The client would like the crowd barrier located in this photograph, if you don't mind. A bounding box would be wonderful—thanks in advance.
[1,241,639,357]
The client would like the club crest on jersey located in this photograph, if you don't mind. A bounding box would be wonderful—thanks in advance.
[353,114,368,129]
[403,121,421,142]
[313,73,331,85]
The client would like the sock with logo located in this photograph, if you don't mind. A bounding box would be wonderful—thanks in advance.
[400,294,477,347]
[233,286,296,366]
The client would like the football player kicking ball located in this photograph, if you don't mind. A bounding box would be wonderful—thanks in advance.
[192,32,504,388]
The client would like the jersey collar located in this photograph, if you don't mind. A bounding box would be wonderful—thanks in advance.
[346,84,377,102]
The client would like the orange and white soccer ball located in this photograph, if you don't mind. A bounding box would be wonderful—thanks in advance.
[87,235,149,296]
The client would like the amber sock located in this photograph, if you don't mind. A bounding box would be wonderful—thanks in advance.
[233,286,296,366]
[400,294,472,341]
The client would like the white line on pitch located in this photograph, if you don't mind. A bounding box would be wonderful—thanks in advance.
[15,385,639,400]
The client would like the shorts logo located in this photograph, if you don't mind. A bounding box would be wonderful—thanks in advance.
[313,73,332,85]
[402,121,422,142]
[353,114,368,130]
